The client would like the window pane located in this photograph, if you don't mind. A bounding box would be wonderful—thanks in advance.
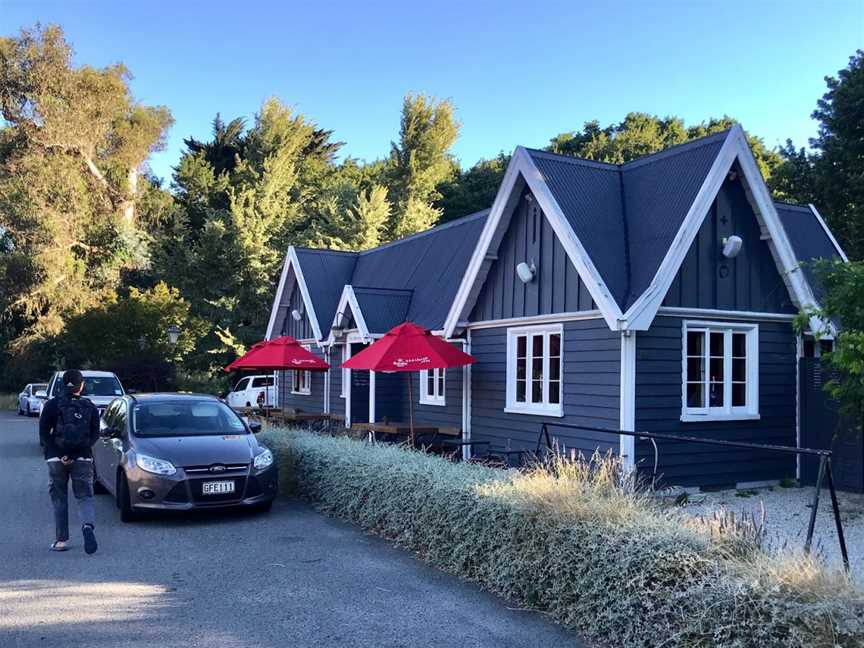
[531,380,543,403]
[710,331,724,356]
[426,371,434,394]
[517,336,526,358]
[516,379,526,403]
[532,335,543,358]
[549,381,560,404]
[687,358,704,382]
[709,357,724,382]
[549,333,561,358]
[687,331,704,356]
[516,357,526,380]
[709,382,724,407]
[437,370,445,396]
[732,358,746,382]
[820,340,834,355]
[732,382,746,407]
[732,332,746,357]
[550,356,560,381]
[687,383,704,408]
[532,357,543,381]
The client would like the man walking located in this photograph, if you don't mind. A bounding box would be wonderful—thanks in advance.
[39,369,100,554]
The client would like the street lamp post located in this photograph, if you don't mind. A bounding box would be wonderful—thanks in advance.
[166,324,180,391]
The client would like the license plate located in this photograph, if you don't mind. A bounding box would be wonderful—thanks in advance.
[202,480,235,495]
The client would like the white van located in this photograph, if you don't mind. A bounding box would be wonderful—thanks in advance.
[226,375,276,409]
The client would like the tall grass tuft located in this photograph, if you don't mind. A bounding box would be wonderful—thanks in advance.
[262,429,864,647]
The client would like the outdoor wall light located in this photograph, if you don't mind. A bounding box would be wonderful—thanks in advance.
[722,235,743,259]
[516,260,536,284]
[330,311,347,339]
[291,308,302,321]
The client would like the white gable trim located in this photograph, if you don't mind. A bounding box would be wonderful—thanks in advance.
[622,125,819,332]
[443,147,624,336]
[808,203,849,263]
[325,285,371,346]
[265,246,323,343]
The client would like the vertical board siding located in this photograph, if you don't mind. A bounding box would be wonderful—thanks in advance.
[662,177,797,313]
[277,346,327,413]
[470,194,595,322]
[635,316,797,488]
[469,319,620,456]
[277,282,315,340]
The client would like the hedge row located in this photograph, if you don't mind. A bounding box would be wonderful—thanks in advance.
[262,429,863,648]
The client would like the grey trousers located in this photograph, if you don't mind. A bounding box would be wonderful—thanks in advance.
[47,459,95,542]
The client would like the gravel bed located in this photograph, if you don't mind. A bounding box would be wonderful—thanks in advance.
[681,484,864,583]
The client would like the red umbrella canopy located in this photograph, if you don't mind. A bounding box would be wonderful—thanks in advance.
[224,336,330,372]
[341,322,474,372]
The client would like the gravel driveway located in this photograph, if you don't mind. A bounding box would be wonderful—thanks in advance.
[0,410,585,648]
[681,483,864,583]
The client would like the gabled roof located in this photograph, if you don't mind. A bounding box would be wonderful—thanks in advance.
[353,287,413,333]
[445,125,825,335]
[775,202,847,303]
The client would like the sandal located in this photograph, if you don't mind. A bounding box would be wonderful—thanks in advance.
[50,540,69,551]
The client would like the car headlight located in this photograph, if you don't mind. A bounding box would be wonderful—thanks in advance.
[135,454,177,476]
[253,448,273,471]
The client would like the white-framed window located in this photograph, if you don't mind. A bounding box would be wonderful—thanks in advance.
[340,344,350,398]
[292,346,312,395]
[682,321,759,422]
[505,324,563,416]
[419,369,446,406]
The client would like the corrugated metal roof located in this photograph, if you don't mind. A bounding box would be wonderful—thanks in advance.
[294,248,357,333]
[775,202,842,303]
[351,210,489,330]
[526,131,729,310]
[353,287,413,333]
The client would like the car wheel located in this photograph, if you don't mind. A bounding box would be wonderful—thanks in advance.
[25,403,31,416]
[118,473,140,522]
[17,402,23,416]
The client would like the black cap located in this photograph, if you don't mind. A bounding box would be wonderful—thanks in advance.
[62,369,84,389]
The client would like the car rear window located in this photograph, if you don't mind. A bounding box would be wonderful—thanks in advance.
[132,400,248,437]
[251,377,274,388]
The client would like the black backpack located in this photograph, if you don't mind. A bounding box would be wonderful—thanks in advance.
[54,397,93,451]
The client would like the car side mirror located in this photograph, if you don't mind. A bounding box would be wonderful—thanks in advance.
[35,390,47,399]
[127,389,138,395]
[249,421,262,434]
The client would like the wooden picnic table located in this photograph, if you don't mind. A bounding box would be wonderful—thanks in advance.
[351,422,461,445]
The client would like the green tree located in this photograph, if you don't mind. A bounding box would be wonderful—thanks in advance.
[547,113,782,179]
[436,153,510,222]
[387,93,459,238]
[351,184,391,249]
[0,24,172,370]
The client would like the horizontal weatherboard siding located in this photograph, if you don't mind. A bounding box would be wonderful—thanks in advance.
[635,316,797,487]
[470,319,619,457]
[277,346,328,413]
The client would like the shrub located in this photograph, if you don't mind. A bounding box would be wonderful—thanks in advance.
[261,429,864,648]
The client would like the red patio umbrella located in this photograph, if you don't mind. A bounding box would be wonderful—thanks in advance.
[224,336,330,372]
[341,322,475,444]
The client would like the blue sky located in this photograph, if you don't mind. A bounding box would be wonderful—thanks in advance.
[3,1,862,182]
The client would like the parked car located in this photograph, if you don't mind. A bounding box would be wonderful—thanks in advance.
[93,393,277,521]
[17,383,48,417]
[225,375,275,409]
[45,370,125,415]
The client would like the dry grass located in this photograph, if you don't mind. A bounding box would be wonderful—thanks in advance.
[262,429,864,647]
[0,393,19,411]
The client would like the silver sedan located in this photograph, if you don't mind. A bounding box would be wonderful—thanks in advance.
[17,383,47,417]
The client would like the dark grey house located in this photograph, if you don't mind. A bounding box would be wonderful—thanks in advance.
[266,125,846,488]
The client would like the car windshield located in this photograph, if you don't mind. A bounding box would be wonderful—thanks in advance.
[32,384,47,392]
[81,376,124,397]
[132,400,248,438]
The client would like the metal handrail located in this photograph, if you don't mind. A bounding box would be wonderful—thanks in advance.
[536,421,850,572]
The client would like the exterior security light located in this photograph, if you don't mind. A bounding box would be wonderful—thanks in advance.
[722,235,743,259]
[516,261,536,284]
[291,308,302,321]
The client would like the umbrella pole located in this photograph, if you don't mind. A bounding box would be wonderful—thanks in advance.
[408,373,415,448]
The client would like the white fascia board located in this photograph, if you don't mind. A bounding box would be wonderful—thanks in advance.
[265,247,324,344]
[622,129,739,331]
[443,147,624,336]
[808,203,849,262]
[265,249,293,340]
[324,285,371,346]
[622,125,820,333]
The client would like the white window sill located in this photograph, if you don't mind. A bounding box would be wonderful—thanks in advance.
[292,390,312,396]
[504,406,564,418]
[419,399,446,407]
[680,412,761,423]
